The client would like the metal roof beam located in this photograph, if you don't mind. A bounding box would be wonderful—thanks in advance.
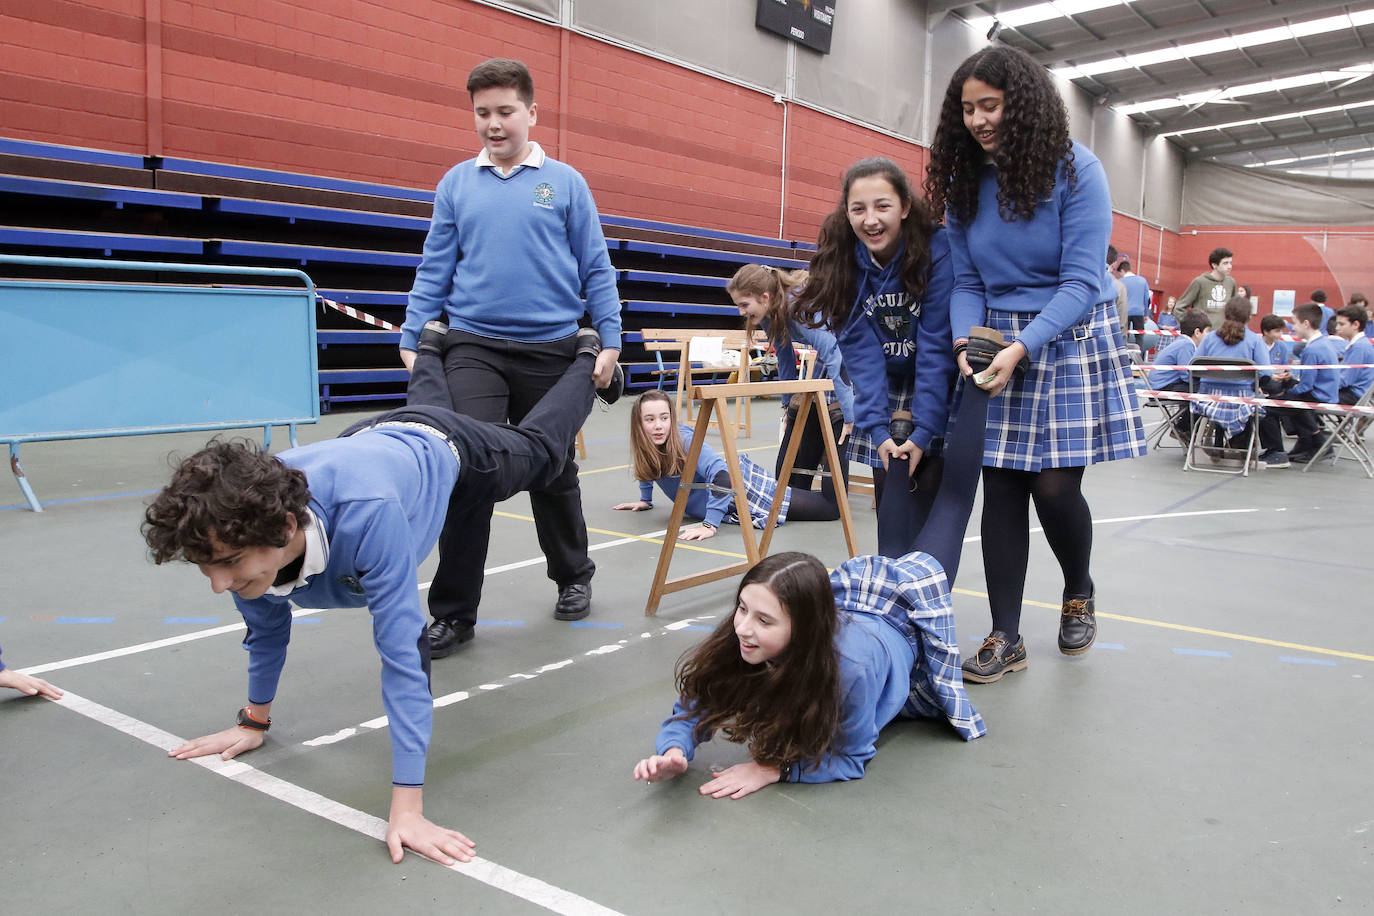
[1145,86,1374,136]
[1109,47,1374,106]
[1188,122,1374,157]
[1036,0,1357,66]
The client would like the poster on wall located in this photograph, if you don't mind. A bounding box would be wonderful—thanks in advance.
[756,0,837,54]
[1272,289,1296,317]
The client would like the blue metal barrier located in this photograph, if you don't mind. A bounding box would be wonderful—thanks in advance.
[0,255,318,512]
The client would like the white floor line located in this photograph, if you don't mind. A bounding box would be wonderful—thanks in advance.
[302,613,720,750]
[959,506,1261,543]
[54,689,626,916]
[21,530,669,676]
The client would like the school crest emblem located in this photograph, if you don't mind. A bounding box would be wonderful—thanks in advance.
[533,182,556,208]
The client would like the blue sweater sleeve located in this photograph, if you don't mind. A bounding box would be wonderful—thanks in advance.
[687,427,732,528]
[793,321,855,423]
[639,480,654,503]
[1011,155,1114,356]
[909,232,957,451]
[654,697,706,759]
[945,207,985,344]
[566,170,623,349]
[400,167,461,352]
[236,594,296,707]
[835,308,898,444]
[351,498,436,788]
[784,662,878,784]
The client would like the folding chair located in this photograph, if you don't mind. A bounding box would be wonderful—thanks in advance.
[1183,356,1261,477]
[1132,358,1187,451]
[1302,385,1374,478]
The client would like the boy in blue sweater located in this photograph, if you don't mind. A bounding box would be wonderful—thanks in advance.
[1259,303,1341,464]
[1147,311,1211,440]
[143,332,602,865]
[1335,305,1374,404]
[398,57,622,657]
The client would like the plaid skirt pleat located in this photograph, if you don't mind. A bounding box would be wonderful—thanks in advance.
[982,298,1146,471]
[720,453,792,528]
[1190,379,1258,435]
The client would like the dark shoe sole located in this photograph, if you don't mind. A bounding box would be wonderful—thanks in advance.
[554,606,591,622]
[961,657,1028,684]
[1059,631,1096,656]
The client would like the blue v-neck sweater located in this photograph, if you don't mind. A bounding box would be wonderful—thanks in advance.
[401,157,622,351]
[946,140,1116,356]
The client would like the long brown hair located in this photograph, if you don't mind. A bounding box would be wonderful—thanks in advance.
[794,157,936,331]
[629,390,687,482]
[673,552,842,772]
[726,263,808,350]
[1217,296,1251,346]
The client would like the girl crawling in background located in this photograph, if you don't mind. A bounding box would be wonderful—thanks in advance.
[612,390,840,540]
[631,363,998,797]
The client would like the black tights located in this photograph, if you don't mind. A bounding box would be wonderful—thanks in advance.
[980,465,1093,640]
[707,470,839,523]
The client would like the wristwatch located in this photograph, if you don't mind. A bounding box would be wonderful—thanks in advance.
[236,706,271,731]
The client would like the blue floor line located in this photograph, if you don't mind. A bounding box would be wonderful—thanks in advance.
[54,617,116,624]
[568,621,624,628]
[1095,642,1126,650]
[1278,656,1339,667]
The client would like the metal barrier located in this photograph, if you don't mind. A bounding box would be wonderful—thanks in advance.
[1,255,318,511]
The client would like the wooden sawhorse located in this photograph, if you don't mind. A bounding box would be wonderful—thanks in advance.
[644,378,859,615]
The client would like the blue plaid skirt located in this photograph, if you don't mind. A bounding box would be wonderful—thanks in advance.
[981,298,1146,471]
[720,453,792,528]
[845,382,947,467]
[1191,379,1259,436]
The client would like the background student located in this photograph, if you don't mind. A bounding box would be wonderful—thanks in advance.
[925,44,1146,684]
[1334,304,1374,405]
[1148,311,1212,441]
[1259,303,1341,464]
[398,57,623,657]
[727,264,855,506]
[1192,296,1274,464]
[792,158,957,558]
[612,391,840,540]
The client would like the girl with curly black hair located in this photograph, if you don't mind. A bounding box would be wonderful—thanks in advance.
[924,45,1145,684]
[793,158,958,558]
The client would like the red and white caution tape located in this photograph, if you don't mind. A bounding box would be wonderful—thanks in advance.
[317,295,401,332]
[1143,389,1374,416]
[1141,363,1373,372]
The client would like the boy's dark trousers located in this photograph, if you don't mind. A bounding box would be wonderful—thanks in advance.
[352,351,595,522]
[408,330,595,629]
[1259,391,1322,454]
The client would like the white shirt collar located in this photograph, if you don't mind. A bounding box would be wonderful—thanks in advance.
[475,141,545,175]
[264,506,328,597]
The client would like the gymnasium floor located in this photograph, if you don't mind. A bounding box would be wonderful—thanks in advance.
[1,397,1369,914]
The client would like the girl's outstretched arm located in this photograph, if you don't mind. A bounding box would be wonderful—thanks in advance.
[612,499,652,511]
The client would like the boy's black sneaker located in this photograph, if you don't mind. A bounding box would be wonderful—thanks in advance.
[597,362,625,406]
[574,327,602,359]
[418,320,448,357]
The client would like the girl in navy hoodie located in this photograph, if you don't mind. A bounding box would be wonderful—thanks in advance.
[792,158,957,559]
[925,45,1145,684]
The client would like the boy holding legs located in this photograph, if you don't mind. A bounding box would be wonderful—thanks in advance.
[399,58,622,657]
